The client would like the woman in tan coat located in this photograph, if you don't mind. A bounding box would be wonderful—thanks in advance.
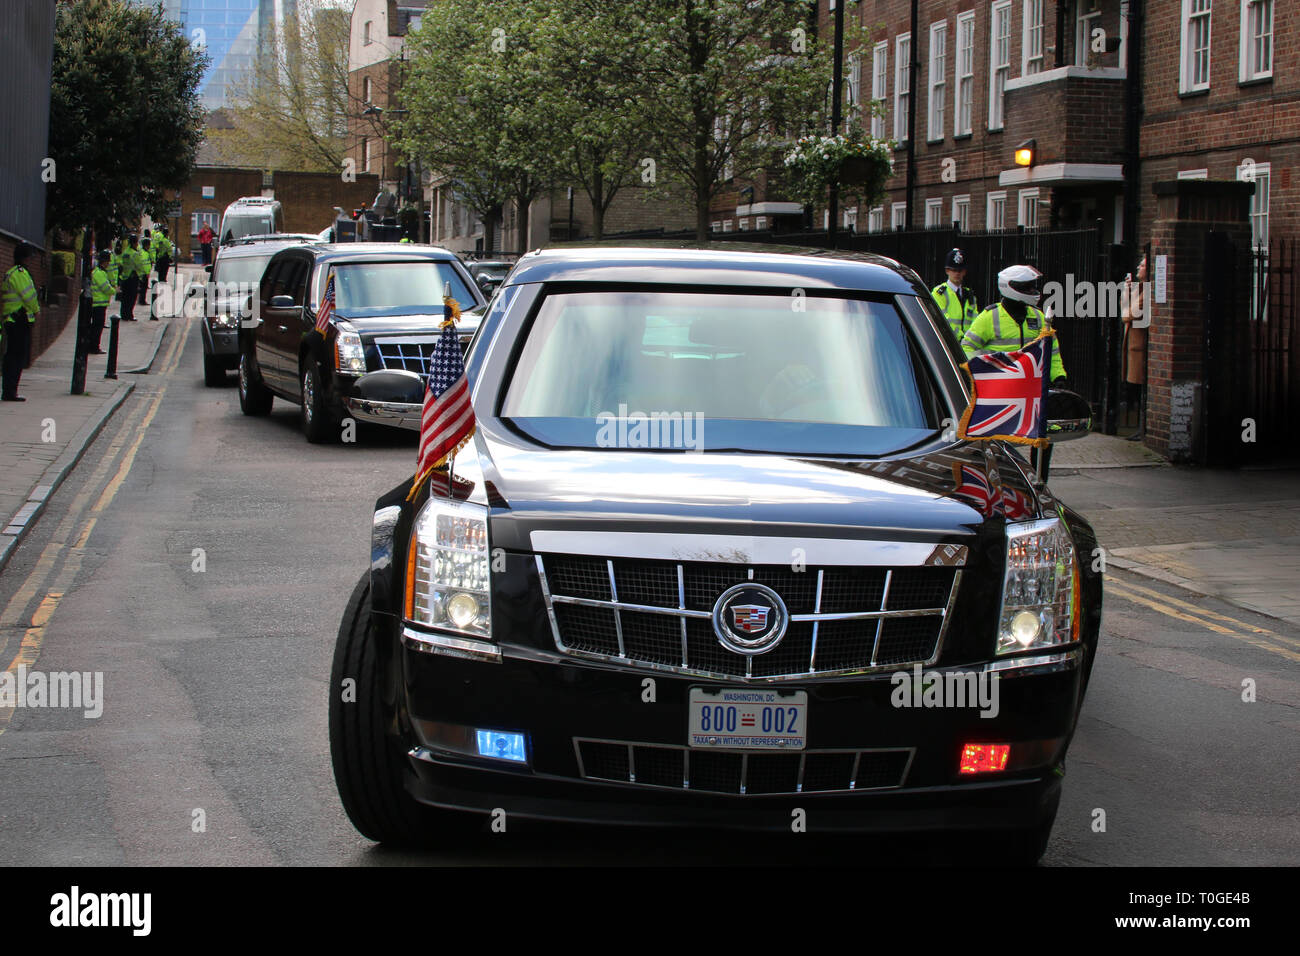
[1121,256,1148,440]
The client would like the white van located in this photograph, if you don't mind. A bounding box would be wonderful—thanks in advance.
[218,197,283,246]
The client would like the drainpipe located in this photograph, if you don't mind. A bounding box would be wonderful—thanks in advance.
[829,0,845,247]
[905,0,918,227]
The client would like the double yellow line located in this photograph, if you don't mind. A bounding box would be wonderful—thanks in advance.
[1107,576,1300,663]
[0,316,188,734]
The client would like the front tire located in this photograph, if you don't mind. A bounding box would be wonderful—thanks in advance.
[238,348,273,416]
[300,360,332,443]
[203,351,225,387]
[328,573,459,846]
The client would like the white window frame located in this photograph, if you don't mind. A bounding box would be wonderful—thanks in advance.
[1023,0,1045,75]
[952,194,971,232]
[754,216,768,230]
[1237,160,1270,250]
[928,21,947,142]
[956,12,975,136]
[1180,0,1213,93]
[363,138,373,173]
[891,202,908,230]
[1018,188,1041,229]
[989,2,1012,130]
[895,34,912,142]
[722,219,734,233]
[738,217,751,231]
[843,207,858,231]
[1239,0,1273,82]
[363,76,372,103]
[868,206,884,233]
[925,197,944,228]
[1076,0,1102,67]
[1177,168,1208,179]
[871,42,888,140]
[847,52,862,111]
[363,20,373,45]
[987,190,1007,230]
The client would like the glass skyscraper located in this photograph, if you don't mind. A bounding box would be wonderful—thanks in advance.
[135,0,299,111]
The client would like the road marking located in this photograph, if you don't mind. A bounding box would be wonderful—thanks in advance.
[0,315,189,735]
[1107,580,1300,664]
[1110,576,1300,650]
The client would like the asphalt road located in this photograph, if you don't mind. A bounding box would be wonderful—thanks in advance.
[0,314,1296,866]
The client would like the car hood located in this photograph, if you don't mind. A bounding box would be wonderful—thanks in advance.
[435,422,1043,552]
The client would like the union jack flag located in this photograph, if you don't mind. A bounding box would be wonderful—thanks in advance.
[408,293,474,500]
[315,270,336,335]
[958,333,1053,446]
[1001,485,1036,520]
[949,462,995,516]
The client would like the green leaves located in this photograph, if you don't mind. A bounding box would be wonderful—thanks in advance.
[47,0,207,234]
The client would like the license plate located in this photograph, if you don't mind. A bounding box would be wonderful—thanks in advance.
[688,688,807,750]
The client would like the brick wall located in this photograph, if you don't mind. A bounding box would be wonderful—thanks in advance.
[175,166,264,262]
[272,171,382,236]
[347,60,401,186]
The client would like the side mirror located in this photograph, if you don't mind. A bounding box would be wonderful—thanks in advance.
[269,294,296,309]
[1045,388,1091,442]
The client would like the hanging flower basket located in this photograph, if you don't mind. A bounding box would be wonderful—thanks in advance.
[782,130,895,211]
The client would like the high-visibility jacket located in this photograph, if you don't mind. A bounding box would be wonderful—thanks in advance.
[154,236,173,259]
[125,247,149,277]
[931,281,979,338]
[105,253,120,286]
[91,267,115,307]
[961,302,1067,382]
[2,265,39,323]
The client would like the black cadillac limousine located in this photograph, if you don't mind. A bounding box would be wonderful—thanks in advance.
[328,245,1103,863]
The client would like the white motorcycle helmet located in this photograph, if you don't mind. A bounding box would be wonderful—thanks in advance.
[998,264,1044,306]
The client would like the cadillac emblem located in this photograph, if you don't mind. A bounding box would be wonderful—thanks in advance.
[712,582,788,656]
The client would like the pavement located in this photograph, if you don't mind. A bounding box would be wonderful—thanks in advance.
[0,282,176,572]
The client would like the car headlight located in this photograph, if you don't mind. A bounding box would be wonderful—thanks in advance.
[211,312,238,329]
[335,328,365,373]
[997,518,1079,655]
[404,497,491,639]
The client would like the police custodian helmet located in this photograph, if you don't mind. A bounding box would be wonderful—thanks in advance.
[945,248,967,270]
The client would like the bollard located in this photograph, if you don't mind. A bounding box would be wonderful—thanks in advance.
[104,315,120,379]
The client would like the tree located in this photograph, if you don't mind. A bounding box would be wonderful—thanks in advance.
[47,0,207,393]
[47,0,207,234]
[527,1,652,240]
[398,0,561,252]
[207,0,354,171]
[633,0,840,241]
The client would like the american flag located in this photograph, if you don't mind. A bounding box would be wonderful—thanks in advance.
[315,270,335,334]
[958,333,1053,446]
[949,463,995,516]
[410,294,474,499]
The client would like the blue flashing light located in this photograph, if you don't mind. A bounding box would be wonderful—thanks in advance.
[475,729,527,763]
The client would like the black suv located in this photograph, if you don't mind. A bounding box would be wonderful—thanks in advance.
[328,246,1103,862]
[201,234,319,386]
[237,243,486,441]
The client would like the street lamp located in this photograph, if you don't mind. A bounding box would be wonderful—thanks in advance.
[1014,139,1037,168]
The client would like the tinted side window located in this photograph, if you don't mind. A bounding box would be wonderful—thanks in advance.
[260,260,283,306]
[282,258,310,305]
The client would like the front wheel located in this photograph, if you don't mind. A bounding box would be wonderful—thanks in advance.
[238,348,273,416]
[328,573,464,846]
[300,360,332,443]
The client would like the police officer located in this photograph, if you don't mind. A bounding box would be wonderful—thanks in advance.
[89,249,115,354]
[120,235,141,322]
[154,225,173,286]
[2,242,40,402]
[106,237,122,321]
[932,248,979,339]
[962,264,1068,475]
[139,235,153,311]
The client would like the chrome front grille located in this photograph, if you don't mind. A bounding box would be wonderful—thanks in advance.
[373,337,437,375]
[574,738,913,794]
[537,554,962,681]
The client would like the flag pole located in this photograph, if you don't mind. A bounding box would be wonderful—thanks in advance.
[444,279,456,499]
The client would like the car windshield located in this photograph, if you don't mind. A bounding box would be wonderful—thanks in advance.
[223,213,276,241]
[501,289,941,455]
[213,253,272,286]
[312,260,478,315]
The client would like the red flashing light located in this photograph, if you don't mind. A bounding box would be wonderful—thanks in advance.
[960,743,1011,774]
